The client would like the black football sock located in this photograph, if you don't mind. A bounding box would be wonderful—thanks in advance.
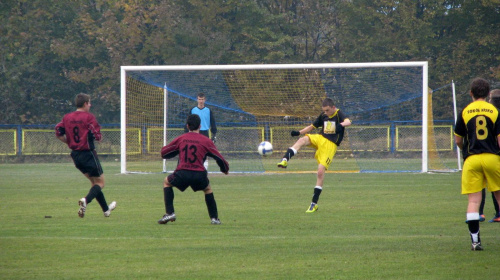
[479,189,485,215]
[164,187,175,214]
[95,191,109,212]
[205,193,218,219]
[312,187,323,204]
[85,185,101,204]
[468,221,481,243]
[282,148,296,161]
[492,193,500,216]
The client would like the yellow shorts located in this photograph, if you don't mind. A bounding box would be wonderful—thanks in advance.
[307,134,337,170]
[461,153,500,194]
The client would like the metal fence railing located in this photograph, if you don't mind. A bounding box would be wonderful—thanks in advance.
[0,123,455,157]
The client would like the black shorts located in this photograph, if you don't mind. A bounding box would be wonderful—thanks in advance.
[70,150,103,177]
[199,130,210,138]
[167,170,209,192]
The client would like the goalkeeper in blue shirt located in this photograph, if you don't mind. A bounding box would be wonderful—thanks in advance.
[186,92,217,170]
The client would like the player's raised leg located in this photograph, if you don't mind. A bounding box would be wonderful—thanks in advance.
[278,136,310,168]
[104,201,117,217]
[88,175,117,217]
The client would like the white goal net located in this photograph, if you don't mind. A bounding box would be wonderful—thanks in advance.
[120,62,459,174]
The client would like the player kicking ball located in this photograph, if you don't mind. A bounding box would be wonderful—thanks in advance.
[158,114,229,225]
[277,98,351,213]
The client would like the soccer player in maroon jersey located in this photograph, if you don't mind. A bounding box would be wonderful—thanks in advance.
[55,93,116,218]
[158,114,229,225]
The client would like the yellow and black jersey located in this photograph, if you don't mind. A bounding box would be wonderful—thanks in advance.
[312,109,349,146]
[454,100,500,160]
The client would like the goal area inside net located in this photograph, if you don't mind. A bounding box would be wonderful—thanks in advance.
[120,62,460,174]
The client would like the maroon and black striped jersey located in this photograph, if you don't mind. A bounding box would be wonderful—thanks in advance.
[161,132,229,174]
[55,111,102,151]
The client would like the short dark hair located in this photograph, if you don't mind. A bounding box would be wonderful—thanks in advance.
[75,93,90,108]
[470,78,490,99]
[197,92,206,98]
[186,114,201,131]
[489,89,500,109]
[322,98,335,107]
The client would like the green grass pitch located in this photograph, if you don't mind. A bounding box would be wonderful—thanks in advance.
[1,162,500,279]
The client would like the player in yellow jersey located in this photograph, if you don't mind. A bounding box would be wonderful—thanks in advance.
[454,78,500,251]
[277,98,351,212]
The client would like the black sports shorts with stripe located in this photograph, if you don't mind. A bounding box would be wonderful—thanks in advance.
[70,150,103,177]
[167,170,209,192]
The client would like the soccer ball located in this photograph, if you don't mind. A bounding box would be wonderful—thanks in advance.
[258,141,273,156]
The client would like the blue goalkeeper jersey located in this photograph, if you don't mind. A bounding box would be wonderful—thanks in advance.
[189,106,217,135]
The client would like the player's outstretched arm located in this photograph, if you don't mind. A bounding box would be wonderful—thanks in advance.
[291,125,314,136]
[161,143,180,159]
[216,158,229,174]
[341,118,352,127]
[298,125,314,136]
[207,149,229,174]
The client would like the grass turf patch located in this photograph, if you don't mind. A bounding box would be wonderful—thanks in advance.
[1,162,499,279]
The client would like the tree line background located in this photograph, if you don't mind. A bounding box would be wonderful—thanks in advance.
[1,0,499,125]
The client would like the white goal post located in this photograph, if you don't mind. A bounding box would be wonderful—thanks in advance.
[120,62,437,174]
